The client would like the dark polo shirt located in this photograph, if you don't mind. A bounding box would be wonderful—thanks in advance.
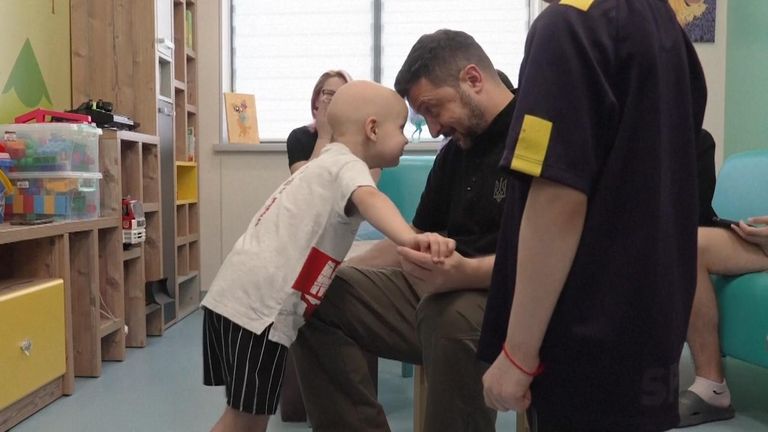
[413,99,516,259]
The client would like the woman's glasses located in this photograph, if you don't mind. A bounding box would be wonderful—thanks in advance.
[319,88,336,103]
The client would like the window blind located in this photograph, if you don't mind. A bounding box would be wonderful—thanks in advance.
[232,1,529,141]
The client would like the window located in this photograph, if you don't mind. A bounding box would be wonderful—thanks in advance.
[231,1,533,141]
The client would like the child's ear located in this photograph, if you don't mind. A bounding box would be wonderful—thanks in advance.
[365,117,378,141]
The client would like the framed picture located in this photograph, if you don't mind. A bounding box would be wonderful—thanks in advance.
[669,0,716,43]
[224,92,260,144]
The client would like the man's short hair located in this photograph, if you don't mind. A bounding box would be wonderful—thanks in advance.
[394,29,496,98]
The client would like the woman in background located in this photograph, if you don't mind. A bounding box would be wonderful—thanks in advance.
[287,70,352,173]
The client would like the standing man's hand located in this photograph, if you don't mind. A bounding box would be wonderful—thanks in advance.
[482,351,535,412]
[733,216,768,257]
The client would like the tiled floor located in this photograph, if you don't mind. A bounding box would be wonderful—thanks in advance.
[11,309,768,431]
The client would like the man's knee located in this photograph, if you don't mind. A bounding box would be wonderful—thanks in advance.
[416,290,487,341]
[310,267,358,322]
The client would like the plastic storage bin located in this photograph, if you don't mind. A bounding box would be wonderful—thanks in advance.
[4,171,102,221]
[0,123,102,173]
[0,157,12,172]
[0,157,12,223]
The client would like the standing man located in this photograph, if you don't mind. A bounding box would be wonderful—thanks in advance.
[480,1,707,431]
[293,30,515,431]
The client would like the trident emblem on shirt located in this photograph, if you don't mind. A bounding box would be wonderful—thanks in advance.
[493,177,507,203]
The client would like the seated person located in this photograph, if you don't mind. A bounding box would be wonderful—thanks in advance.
[293,29,518,432]
[200,81,455,432]
[679,129,768,426]
[287,70,352,173]
[695,129,717,229]
[680,216,768,427]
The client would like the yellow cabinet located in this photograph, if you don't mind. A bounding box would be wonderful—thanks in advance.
[0,279,65,410]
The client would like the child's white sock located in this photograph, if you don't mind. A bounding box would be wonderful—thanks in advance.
[688,376,731,408]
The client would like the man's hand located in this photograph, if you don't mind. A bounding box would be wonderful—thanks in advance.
[397,245,465,294]
[482,352,534,412]
[733,216,768,257]
[411,232,456,264]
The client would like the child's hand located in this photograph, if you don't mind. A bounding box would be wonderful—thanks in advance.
[315,100,332,141]
[412,232,456,264]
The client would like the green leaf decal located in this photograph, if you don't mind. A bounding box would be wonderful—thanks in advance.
[2,38,52,107]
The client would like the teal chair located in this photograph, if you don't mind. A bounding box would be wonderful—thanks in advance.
[711,150,768,369]
[357,155,436,377]
[378,155,436,222]
[355,155,436,241]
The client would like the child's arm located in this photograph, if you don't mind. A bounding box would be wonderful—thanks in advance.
[309,102,332,160]
[344,237,401,268]
[350,186,454,261]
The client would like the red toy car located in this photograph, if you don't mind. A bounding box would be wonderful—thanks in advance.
[122,197,146,245]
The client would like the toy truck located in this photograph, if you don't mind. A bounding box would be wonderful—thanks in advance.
[122,197,146,245]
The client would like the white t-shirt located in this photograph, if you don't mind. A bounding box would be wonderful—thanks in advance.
[201,143,376,346]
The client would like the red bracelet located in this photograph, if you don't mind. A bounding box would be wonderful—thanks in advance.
[502,344,544,377]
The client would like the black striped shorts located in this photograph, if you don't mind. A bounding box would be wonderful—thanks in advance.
[202,307,288,415]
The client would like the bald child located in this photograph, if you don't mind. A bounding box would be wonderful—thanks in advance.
[200,81,454,432]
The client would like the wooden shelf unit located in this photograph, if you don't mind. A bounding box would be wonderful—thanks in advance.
[71,1,201,337]
[144,202,160,212]
[101,130,164,345]
[1,120,164,432]
[99,317,124,338]
[71,0,170,344]
[2,2,171,430]
[176,162,198,202]
[123,247,142,261]
[0,216,124,430]
[0,131,170,419]
[98,227,125,360]
[163,0,201,328]
[71,0,160,137]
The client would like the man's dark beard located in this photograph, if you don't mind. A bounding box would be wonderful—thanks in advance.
[454,88,486,149]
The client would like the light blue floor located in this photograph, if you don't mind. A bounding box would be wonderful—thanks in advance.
[11,309,768,431]
[12,310,515,432]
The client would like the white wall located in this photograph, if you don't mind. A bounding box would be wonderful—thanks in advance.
[198,0,223,291]
[199,0,309,291]
[197,0,730,290]
[214,149,291,286]
[199,2,293,292]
